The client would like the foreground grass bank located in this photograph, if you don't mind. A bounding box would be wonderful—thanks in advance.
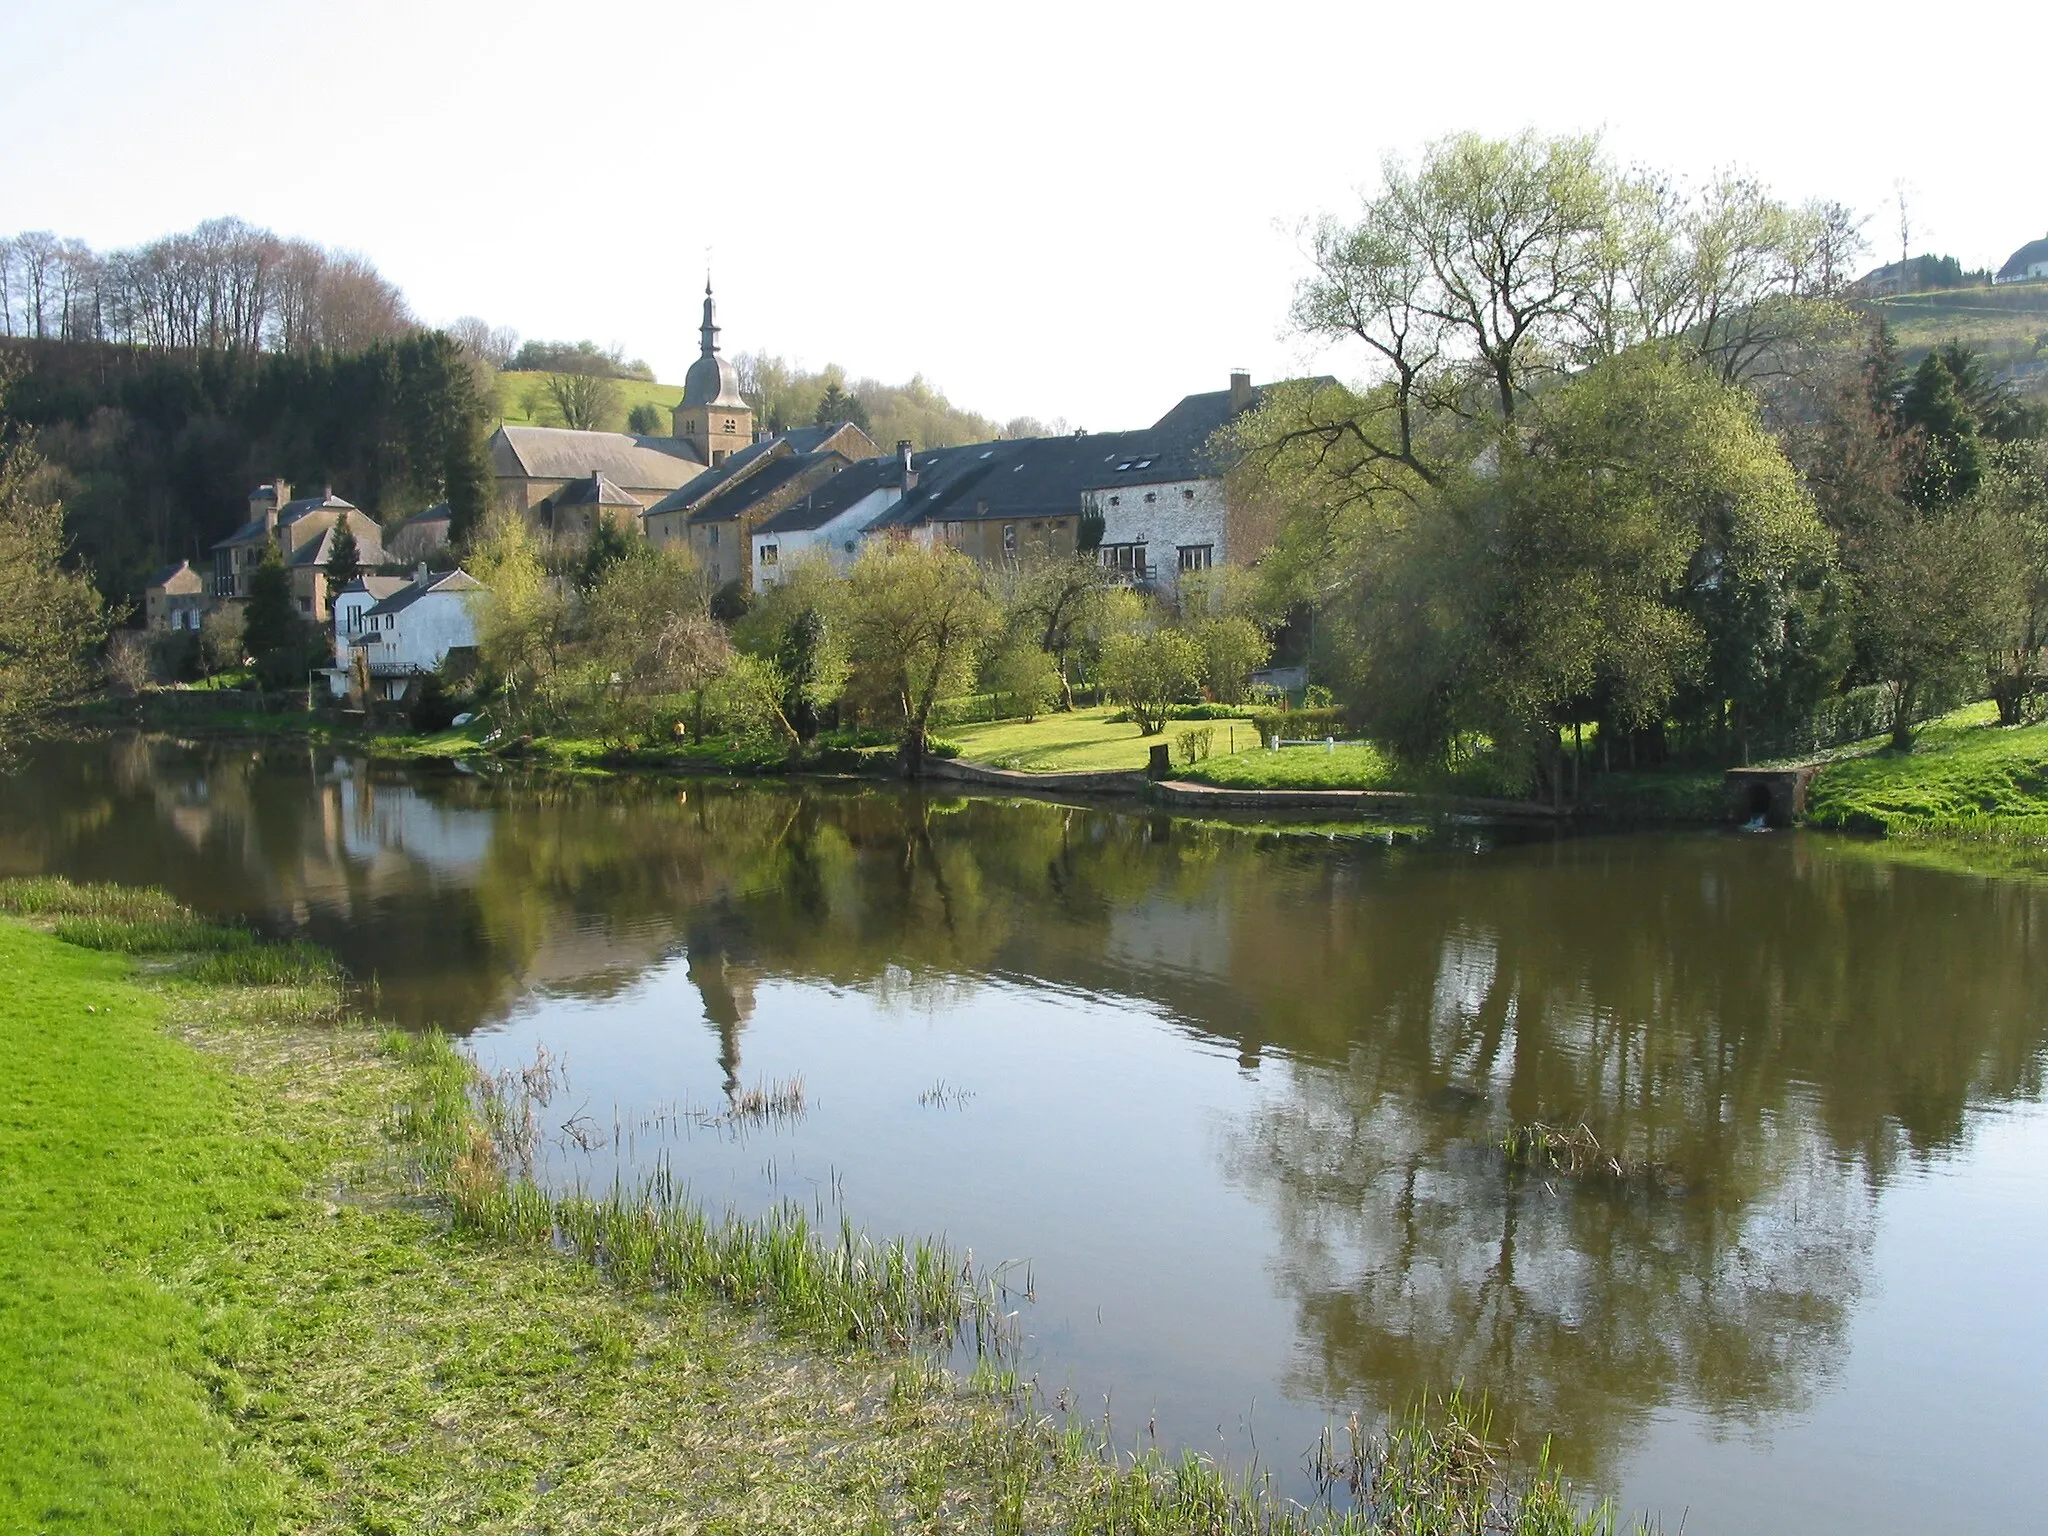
[0,877,1631,1534]
[1805,704,2048,836]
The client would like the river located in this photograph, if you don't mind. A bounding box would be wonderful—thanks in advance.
[5,734,2045,1533]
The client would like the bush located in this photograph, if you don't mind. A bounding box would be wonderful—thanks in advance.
[927,737,962,759]
[1174,726,1215,766]
[408,673,463,733]
[1170,703,1250,721]
[1247,706,1350,743]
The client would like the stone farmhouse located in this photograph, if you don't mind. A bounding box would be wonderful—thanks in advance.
[150,479,391,629]
[752,371,1328,595]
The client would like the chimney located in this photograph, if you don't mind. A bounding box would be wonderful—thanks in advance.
[896,439,916,491]
[413,563,430,586]
[1228,369,1254,413]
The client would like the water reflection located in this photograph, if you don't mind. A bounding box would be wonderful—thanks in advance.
[4,736,2046,1532]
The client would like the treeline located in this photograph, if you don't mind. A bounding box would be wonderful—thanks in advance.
[1229,131,2048,800]
[0,332,494,604]
[734,354,1062,450]
[458,512,1264,771]
[0,218,412,354]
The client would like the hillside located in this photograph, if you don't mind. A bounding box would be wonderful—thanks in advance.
[1865,283,2048,394]
[493,371,682,430]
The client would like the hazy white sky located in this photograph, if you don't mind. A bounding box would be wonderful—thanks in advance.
[3,0,2043,428]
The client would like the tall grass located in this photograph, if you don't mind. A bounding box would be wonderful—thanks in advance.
[53,915,254,953]
[0,876,185,923]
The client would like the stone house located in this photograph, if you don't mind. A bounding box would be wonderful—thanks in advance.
[143,561,209,631]
[208,480,389,621]
[749,444,918,590]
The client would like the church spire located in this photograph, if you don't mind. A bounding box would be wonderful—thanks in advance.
[699,278,720,358]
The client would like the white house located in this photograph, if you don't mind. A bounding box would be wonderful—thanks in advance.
[1996,236,2048,285]
[328,568,485,700]
[749,444,916,591]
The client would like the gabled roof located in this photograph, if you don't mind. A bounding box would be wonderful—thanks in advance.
[643,437,788,517]
[684,451,839,525]
[214,517,273,549]
[388,504,452,563]
[871,434,1156,529]
[145,560,202,592]
[548,471,643,509]
[753,454,910,535]
[337,575,410,604]
[491,425,703,491]
[280,489,357,525]
[288,510,387,569]
[1998,238,2048,281]
[361,569,484,621]
[1130,376,1341,484]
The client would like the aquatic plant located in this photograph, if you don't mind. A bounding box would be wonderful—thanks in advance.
[52,915,254,953]
[1499,1122,1674,1192]
[0,875,185,923]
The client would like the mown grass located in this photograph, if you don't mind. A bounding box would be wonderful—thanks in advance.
[2,875,1633,1533]
[1805,704,2048,835]
[1180,743,1397,791]
[947,705,1161,771]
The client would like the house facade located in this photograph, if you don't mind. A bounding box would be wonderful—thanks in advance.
[328,568,484,700]
[1996,236,2048,284]
[205,480,390,621]
[143,561,209,631]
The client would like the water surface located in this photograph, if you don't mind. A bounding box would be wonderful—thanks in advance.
[5,736,2044,1534]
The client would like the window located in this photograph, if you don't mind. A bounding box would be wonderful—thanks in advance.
[1182,487,1196,502]
[724,419,737,432]
[1177,544,1213,572]
[941,520,964,545]
[708,526,720,547]
[1144,492,1156,504]
[1002,524,1017,554]
[760,543,779,566]
[1109,495,1120,507]
[1099,542,1149,576]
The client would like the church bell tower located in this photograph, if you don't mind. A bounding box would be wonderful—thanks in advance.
[673,280,753,466]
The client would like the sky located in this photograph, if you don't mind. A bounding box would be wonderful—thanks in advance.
[3,0,2044,430]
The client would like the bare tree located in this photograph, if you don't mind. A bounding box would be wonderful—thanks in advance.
[446,315,518,369]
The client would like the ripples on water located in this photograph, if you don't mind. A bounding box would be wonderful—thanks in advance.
[5,735,2046,1536]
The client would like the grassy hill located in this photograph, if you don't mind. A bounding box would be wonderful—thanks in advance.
[1865,283,2048,393]
[492,370,683,431]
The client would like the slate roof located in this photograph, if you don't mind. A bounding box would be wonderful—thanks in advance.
[683,452,834,525]
[1998,238,2048,281]
[643,437,788,517]
[387,504,451,563]
[145,560,202,591]
[337,575,410,604]
[752,455,911,535]
[279,489,357,526]
[1129,376,1341,484]
[362,569,485,621]
[869,434,1155,530]
[491,425,703,490]
[549,471,643,509]
[288,512,387,570]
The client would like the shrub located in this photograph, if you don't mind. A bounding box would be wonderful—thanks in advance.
[409,673,462,733]
[1174,726,1215,766]
[1100,629,1202,734]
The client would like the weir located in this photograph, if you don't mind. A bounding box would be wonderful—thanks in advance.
[1723,765,1819,826]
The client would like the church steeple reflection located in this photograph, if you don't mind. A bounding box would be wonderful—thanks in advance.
[685,915,757,1097]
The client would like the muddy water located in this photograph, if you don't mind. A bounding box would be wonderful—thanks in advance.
[5,735,2046,1534]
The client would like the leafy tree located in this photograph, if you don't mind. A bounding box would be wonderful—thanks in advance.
[0,428,106,745]
[841,539,996,773]
[545,370,622,432]
[580,544,728,745]
[1192,615,1272,705]
[981,642,1060,722]
[1899,351,1987,508]
[734,558,846,743]
[626,402,664,435]
[1100,628,1202,734]
[577,518,638,589]
[999,554,1115,709]
[199,604,244,675]
[322,520,361,598]
[466,509,570,728]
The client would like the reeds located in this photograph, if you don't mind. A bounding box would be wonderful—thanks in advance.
[717,1074,807,1127]
[179,940,336,986]
[6,875,336,986]
[1500,1122,1674,1192]
[52,915,255,953]
[388,1029,1000,1354]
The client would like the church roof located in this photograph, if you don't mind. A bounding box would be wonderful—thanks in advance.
[679,281,749,408]
[491,425,703,491]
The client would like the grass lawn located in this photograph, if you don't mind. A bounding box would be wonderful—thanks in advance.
[494,371,683,430]
[946,705,1167,771]
[1806,703,2048,834]
[1180,743,1397,791]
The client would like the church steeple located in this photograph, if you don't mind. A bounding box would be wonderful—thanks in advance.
[674,275,752,465]
[698,278,720,359]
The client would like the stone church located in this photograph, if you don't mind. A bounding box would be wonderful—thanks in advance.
[489,283,768,528]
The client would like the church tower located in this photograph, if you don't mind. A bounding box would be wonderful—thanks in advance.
[672,281,753,467]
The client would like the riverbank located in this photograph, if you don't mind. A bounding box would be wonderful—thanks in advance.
[0,877,1616,1534]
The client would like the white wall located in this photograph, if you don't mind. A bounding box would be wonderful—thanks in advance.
[751,485,902,591]
[1080,475,1228,589]
[329,582,479,696]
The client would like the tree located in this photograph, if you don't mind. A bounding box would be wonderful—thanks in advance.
[200,605,245,675]
[0,428,106,745]
[323,520,361,597]
[545,370,622,432]
[999,554,1115,709]
[1899,351,1987,509]
[581,544,728,744]
[241,541,315,690]
[735,560,847,744]
[1978,446,2048,724]
[626,402,664,435]
[814,379,870,433]
[841,539,996,773]
[446,316,518,369]
[1100,628,1202,734]
[467,509,571,729]
[1193,615,1272,704]
[981,642,1060,722]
